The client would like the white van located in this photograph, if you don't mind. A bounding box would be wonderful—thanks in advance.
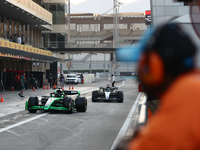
[65,74,81,84]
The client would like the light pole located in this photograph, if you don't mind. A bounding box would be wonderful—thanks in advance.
[90,54,92,74]
[113,0,122,75]
[67,0,71,74]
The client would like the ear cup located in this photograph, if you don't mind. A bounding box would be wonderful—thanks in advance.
[138,51,164,86]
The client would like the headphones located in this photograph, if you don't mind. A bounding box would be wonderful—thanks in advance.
[138,23,196,87]
[138,50,164,86]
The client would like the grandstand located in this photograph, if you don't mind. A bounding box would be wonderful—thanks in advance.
[43,11,147,73]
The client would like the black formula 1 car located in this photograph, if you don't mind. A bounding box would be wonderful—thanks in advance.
[25,89,87,114]
[92,86,124,103]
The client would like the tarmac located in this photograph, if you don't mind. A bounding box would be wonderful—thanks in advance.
[0,79,142,141]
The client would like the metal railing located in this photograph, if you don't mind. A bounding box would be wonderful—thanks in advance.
[28,40,50,51]
[137,93,148,128]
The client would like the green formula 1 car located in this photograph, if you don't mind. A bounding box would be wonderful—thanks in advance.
[25,89,87,114]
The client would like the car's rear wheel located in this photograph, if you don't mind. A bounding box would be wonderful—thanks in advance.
[76,97,87,112]
[92,91,98,102]
[63,98,73,114]
[117,91,124,103]
[28,97,38,113]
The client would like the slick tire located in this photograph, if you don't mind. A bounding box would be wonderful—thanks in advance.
[28,97,38,113]
[76,97,87,112]
[92,91,98,102]
[63,98,73,114]
[117,91,124,103]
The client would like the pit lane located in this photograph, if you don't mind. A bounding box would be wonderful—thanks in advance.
[0,79,139,150]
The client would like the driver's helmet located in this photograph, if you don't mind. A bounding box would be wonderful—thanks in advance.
[56,89,62,93]
[106,84,111,92]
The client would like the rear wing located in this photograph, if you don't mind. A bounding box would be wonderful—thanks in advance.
[64,90,80,95]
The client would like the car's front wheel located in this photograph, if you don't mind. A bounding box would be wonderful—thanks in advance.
[28,97,38,113]
[117,91,124,103]
[63,98,73,114]
[92,91,98,102]
[76,97,87,112]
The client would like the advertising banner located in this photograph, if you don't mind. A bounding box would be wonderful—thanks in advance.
[0,39,53,58]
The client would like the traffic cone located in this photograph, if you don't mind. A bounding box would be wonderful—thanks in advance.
[0,94,4,102]
[12,86,14,91]
[43,85,45,89]
[33,87,35,91]
[69,85,71,90]
[72,85,74,90]
[53,84,56,89]
[47,85,49,89]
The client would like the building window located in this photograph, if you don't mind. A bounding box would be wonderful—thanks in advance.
[43,33,66,48]
[45,3,66,24]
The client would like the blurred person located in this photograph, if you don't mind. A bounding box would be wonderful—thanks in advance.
[80,73,84,84]
[12,34,17,43]
[17,35,21,44]
[116,23,200,150]
[14,73,20,90]
[48,73,53,88]
[9,36,12,42]
[30,74,35,89]
[53,74,56,87]
[18,72,26,97]
[111,74,115,87]
[60,74,65,88]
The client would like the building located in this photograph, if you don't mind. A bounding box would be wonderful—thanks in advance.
[0,0,59,91]
[150,0,200,64]
[41,0,147,74]
[41,0,67,49]
[150,0,189,26]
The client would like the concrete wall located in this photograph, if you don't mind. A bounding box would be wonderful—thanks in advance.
[151,0,200,65]
[44,25,67,34]
[151,0,189,26]
[83,74,95,83]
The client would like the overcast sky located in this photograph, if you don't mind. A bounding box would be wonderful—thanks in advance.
[70,0,150,14]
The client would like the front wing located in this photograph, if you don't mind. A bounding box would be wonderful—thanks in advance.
[25,99,71,111]
[96,94,119,101]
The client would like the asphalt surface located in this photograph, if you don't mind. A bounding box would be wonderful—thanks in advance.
[0,79,139,150]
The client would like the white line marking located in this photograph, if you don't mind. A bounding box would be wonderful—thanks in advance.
[0,81,126,132]
[0,88,96,118]
[110,92,142,150]
[6,130,21,137]
[0,113,47,133]
[117,81,125,87]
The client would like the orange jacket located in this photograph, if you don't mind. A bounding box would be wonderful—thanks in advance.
[128,70,200,150]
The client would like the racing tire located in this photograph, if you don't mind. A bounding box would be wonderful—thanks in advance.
[117,91,124,103]
[76,97,87,112]
[28,97,38,113]
[92,91,98,102]
[63,98,73,114]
